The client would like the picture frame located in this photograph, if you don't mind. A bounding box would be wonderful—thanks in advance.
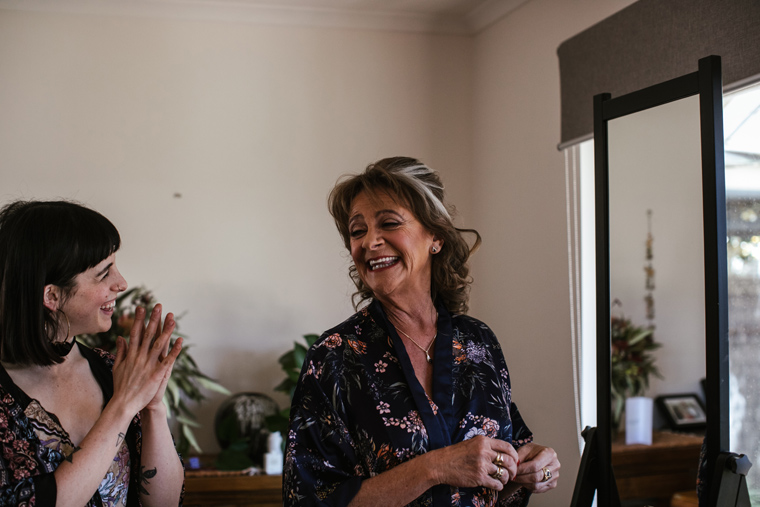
[655,393,707,432]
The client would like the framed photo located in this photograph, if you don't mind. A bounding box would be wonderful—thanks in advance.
[655,393,707,432]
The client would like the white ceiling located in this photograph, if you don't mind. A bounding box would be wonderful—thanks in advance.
[0,0,531,34]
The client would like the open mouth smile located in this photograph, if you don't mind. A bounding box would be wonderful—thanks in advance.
[368,256,400,271]
[100,301,116,312]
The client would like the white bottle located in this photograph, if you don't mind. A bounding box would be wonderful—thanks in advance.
[264,431,283,475]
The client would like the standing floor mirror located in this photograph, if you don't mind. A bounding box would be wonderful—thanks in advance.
[571,56,753,507]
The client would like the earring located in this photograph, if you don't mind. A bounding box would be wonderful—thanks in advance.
[431,246,438,253]
[50,310,75,357]
[45,310,71,341]
[59,310,71,341]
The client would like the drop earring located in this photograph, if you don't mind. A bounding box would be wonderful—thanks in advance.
[50,310,75,357]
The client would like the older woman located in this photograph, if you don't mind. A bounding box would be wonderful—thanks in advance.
[0,200,184,506]
[284,157,560,506]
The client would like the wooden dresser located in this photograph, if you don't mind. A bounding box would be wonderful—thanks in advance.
[612,430,703,507]
[183,456,283,507]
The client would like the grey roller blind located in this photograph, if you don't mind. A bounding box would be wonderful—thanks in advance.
[557,0,760,147]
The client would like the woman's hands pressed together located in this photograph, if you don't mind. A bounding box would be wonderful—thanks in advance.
[51,304,185,507]
[112,304,183,416]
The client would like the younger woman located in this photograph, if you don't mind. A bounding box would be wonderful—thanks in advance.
[0,200,185,506]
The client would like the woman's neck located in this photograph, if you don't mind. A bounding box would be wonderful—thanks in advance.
[2,342,82,377]
[381,297,437,335]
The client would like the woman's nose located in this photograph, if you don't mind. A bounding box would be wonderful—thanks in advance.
[363,226,384,250]
[112,269,128,293]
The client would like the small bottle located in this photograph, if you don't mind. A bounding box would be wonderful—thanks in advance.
[264,431,283,475]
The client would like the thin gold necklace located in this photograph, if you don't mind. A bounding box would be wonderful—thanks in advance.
[396,327,437,363]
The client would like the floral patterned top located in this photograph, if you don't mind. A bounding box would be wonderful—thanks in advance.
[0,342,183,506]
[284,300,534,507]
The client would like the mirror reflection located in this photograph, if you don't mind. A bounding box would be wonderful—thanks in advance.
[607,95,707,507]
[608,96,706,406]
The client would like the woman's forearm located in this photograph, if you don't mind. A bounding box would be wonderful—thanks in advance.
[347,451,439,507]
[53,402,134,507]
[137,404,184,507]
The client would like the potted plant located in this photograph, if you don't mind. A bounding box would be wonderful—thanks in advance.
[80,286,230,454]
[210,333,318,471]
[265,333,319,434]
[610,309,663,435]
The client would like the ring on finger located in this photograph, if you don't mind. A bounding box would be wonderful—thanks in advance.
[494,452,504,467]
[541,466,552,482]
[491,465,504,480]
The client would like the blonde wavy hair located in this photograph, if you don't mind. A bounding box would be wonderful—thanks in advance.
[328,157,481,315]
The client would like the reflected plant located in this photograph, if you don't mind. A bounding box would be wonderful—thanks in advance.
[80,286,230,454]
[610,303,663,433]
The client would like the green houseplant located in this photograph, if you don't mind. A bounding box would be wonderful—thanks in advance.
[265,333,320,434]
[80,286,230,454]
[610,311,663,434]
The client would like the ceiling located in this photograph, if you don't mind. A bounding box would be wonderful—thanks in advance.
[0,0,531,34]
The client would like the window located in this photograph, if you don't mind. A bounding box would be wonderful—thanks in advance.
[724,80,760,503]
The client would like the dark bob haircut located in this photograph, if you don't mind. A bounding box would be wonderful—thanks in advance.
[0,200,121,366]
[328,157,481,315]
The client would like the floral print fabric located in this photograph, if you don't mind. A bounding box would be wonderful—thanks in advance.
[284,300,533,507]
[0,344,182,506]
[26,399,131,506]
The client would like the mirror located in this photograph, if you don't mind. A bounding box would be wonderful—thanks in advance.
[608,95,706,403]
[607,95,708,506]
[570,56,734,507]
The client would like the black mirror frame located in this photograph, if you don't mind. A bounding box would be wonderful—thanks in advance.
[591,55,727,506]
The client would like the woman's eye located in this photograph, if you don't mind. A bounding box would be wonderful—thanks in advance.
[350,229,366,238]
[383,221,400,228]
[101,270,110,280]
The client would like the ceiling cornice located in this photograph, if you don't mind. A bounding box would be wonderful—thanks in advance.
[0,0,529,35]
[466,0,530,32]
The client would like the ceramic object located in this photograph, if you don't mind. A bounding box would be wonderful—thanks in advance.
[214,392,279,463]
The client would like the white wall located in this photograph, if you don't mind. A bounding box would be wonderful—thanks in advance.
[0,8,474,452]
[470,0,636,505]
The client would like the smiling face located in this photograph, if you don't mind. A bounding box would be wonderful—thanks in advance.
[348,190,441,306]
[50,252,128,339]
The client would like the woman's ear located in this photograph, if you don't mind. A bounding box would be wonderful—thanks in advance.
[43,284,61,312]
[431,236,444,254]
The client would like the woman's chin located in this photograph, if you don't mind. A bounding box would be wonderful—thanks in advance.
[94,319,114,334]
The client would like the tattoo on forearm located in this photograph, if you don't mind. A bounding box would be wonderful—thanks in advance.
[116,432,125,448]
[64,446,82,463]
[138,466,157,495]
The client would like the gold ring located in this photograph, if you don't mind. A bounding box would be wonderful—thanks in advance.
[494,452,504,467]
[491,465,504,480]
[541,466,552,482]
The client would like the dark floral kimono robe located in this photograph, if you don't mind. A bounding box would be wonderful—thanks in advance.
[284,300,534,507]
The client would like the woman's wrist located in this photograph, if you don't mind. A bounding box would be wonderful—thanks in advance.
[418,448,444,490]
[102,397,138,426]
[140,402,168,421]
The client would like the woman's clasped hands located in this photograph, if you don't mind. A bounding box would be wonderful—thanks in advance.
[433,435,519,492]
[512,442,561,493]
[112,304,183,416]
